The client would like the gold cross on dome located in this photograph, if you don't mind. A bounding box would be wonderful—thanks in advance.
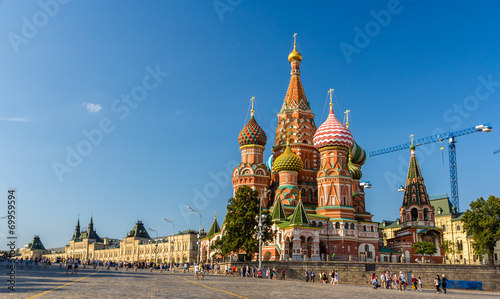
[250,96,255,116]
[293,33,297,44]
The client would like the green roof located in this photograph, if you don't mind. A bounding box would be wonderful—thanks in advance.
[379,248,399,253]
[402,147,430,207]
[28,235,46,250]
[127,221,150,239]
[289,199,309,226]
[379,219,401,229]
[207,214,220,237]
[271,199,286,222]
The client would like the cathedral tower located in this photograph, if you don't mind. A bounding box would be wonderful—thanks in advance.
[272,35,319,205]
[232,98,271,205]
[313,98,354,219]
[400,145,435,227]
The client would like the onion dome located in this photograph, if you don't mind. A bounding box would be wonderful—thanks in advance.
[288,42,302,62]
[238,115,267,146]
[348,159,362,180]
[313,104,354,149]
[273,141,303,173]
[350,141,367,166]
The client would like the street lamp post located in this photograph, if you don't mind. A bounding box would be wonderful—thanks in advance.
[163,218,175,271]
[187,206,202,265]
[148,228,158,268]
[256,197,264,270]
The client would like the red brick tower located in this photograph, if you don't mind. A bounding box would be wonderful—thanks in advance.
[271,36,319,206]
[232,99,271,206]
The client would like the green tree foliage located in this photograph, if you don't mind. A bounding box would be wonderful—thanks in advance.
[442,240,458,264]
[413,241,437,261]
[216,186,274,259]
[462,195,500,265]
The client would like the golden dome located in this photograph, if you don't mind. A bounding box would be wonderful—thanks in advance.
[273,141,303,173]
[288,43,302,62]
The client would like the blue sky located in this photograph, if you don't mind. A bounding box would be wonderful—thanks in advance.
[0,0,499,250]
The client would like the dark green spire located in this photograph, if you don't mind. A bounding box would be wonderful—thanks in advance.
[289,198,309,226]
[403,146,429,207]
[271,199,286,222]
[71,217,81,241]
[207,213,220,237]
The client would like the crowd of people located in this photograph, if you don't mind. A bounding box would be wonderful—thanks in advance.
[371,270,449,294]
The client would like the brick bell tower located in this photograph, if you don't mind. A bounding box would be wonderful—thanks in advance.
[271,34,319,206]
[232,98,271,206]
[312,95,355,219]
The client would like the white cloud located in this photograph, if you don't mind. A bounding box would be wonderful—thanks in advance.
[0,117,29,122]
[82,102,102,113]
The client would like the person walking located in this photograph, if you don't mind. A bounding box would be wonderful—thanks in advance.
[194,263,199,280]
[434,275,441,293]
[441,274,448,294]
[411,275,417,291]
[310,269,315,283]
[418,276,423,291]
[305,269,309,282]
[281,268,285,280]
[334,270,339,285]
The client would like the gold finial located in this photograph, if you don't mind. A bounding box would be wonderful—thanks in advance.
[344,110,351,129]
[410,134,414,145]
[288,33,302,62]
[328,88,334,107]
[250,96,255,117]
[214,212,217,219]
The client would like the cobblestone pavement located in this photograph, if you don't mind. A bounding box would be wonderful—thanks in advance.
[0,264,498,298]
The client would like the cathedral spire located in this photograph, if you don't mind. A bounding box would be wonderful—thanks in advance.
[282,33,309,112]
[403,145,429,207]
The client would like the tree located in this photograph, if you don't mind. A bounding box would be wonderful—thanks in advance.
[442,240,458,264]
[218,186,274,260]
[462,195,500,265]
[413,241,437,262]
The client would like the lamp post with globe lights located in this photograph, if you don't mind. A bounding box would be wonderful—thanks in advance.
[148,228,158,268]
[163,218,175,271]
[187,206,202,264]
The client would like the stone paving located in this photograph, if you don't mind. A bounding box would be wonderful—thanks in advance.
[0,263,498,298]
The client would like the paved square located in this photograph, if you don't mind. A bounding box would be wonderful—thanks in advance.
[0,264,498,298]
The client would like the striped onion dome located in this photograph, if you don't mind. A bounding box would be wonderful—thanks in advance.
[238,116,267,146]
[348,159,362,180]
[273,142,303,173]
[313,105,354,150]
[350,141,367,166]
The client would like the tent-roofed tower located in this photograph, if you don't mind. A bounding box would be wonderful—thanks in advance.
[126,220,151,239]
[400,145,435,227]
[71,217,81,241]
[272,33,319,207]
[207,213,221,238]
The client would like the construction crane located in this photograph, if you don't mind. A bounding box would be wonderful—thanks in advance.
[369,123,492,212]
[494,148,500,154]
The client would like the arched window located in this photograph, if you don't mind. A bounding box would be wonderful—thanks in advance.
[350,223,355,230]
[411,208,418,221]
[335,222,340,229]
[344,222,349,229]
[318,222,322,228]
[363,225,366,232]
[365,244,369,252]
[308,189,313,202]
[423,208,429,221]
[311,221,316,227]
[371,226,374,232]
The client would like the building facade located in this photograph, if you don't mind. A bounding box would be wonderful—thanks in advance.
[202,39,379,263]
[39,218,202,264]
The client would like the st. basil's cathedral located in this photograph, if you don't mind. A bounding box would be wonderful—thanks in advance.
[201,38,444,263]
